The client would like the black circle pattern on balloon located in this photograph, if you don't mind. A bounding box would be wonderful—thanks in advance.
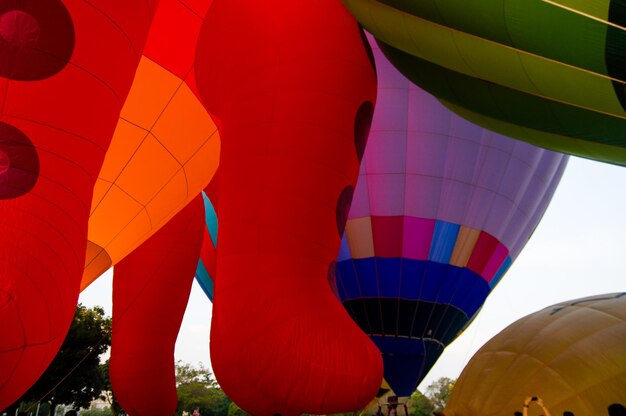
[0,122,40,199]
[0,0,75,81]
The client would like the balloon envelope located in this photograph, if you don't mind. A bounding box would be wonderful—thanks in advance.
[342,0,626,165]
[194,0,383,413]
[110,195,205,416]
[335,36,569,397]
[0,0,158,408]
[444,293,626,416]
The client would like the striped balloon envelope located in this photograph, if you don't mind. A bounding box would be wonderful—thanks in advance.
[342,0,626,166]
[334,36,569,397]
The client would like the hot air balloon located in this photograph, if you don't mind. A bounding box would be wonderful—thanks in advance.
[334,36,569,398]
[0,1,159,409]
[444,293,626,416]
[109,194,205,416]
[341,0,626,166]
[83,0,220,289]
[193,0,383,413]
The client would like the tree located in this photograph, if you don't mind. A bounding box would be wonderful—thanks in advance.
[408,390,435,416]
[6,304,112,416]
[176,361,218,387]
[425,377,455,414]
[81,409,114,416]
[100,360,123,416]
[226,401,249,416]
[175,362,230,416]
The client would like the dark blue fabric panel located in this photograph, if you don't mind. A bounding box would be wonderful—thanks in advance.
[371,336,444,397]
[376,258,402,298]
[337,258,490,318]
[336,260,359,300]
[449,269,491,317]
[354,257,379,297]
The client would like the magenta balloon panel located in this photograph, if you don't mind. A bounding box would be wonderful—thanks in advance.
[335,36,569,397]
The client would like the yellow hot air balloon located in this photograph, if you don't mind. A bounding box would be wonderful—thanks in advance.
[444,293,626,416]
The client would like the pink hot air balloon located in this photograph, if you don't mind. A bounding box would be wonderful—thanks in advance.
[335,36,569,397]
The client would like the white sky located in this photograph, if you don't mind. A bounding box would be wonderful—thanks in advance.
[79,154,626,393]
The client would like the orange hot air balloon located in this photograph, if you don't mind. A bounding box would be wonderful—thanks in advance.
[83,0,220,289]
[0,1,159,409]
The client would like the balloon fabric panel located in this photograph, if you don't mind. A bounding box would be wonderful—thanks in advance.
[194,0,382,414]
[0,0,159,409]
[83,0,220,288]
[110,195,204,416]
[335,35,568,397]
[195,191,218,301]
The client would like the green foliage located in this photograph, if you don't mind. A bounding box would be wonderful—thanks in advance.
[13,304,112,415]
[424,377,455,413]
[175,362,229,416]
[100,360,123,416]
[81,408,114,416]
[176,361,218,387]
[227,402,249,416]
[16,401,51,416]
[408,390,435,416]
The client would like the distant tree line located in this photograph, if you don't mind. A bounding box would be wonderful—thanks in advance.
[1,304,454,416]
[173,364,454,416]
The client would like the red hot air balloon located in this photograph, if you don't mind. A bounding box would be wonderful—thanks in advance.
[194,0,383,414]
[109,195,205,416]
[0,1,159,408]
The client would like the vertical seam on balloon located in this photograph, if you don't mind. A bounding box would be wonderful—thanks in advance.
[91,60,194,216]
[6,113,107,153]
[65,61,123,107]
[175,0,203,20]
[82,0,142,56]
[362,142,380,336]
[8,180,89,265]
[504,149,548,261]
[21,144,95,216]
[0,343,25,392]
[395,76,413,341]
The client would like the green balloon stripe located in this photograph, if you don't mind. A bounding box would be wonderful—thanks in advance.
[375,0,615,79]
[344,0,626,117]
